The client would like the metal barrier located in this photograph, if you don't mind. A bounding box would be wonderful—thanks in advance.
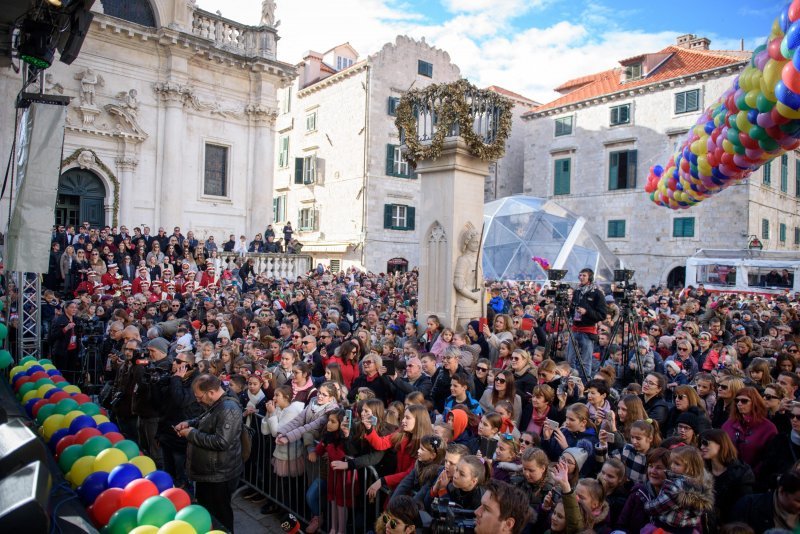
[242,414,389,534]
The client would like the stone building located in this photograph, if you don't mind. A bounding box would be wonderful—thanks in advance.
[272,36,461,273]
[523,35,798,288]
[0,0,294,239]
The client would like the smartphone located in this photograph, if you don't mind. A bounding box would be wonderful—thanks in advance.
[520,318,534,331]
[479,317,488,332]
[344,409,352,433]
[369,415,378,427]
[545,418,559,430]
[383,360,396,376]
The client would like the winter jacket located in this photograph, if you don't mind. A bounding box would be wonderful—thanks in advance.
[348,372,393,404]
[541,427,598,476]
[756,432,800,491]
[443,392,483,419]
[261,401,305,460]
[731,491,778,534]
[644,473,714,533]
[617,481,658,533]
[391,461,439,505]
[280,399,340,445]
[721,416,778,469]
[185,390,244,483]
[364,428,415,489]
[711,460,754,525]
[479,390,522,427]
[514,367,538,430]
[430,365,473,412]
[641,394,670,428]
[662,405,711,439]
[595,442,649,484]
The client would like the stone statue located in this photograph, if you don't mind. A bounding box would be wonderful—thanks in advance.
[74,68,104,107]
[260,0,276,26]
[453,226,483,329]
[117,89,139,117]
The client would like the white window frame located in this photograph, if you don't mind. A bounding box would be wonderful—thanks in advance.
[393,147,409,177]
[278,135,289,168]
[392,205,408,229]
[303,155,316,184]
[305,111,317,132]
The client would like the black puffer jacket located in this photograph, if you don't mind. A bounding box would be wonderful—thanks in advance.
[185,390,243,483]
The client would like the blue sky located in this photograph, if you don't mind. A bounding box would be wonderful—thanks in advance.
[197,0,780,102]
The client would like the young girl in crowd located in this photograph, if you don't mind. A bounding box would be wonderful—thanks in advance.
[392,435,446,503]
[312,409,350,534]
[597,418,661,484]
[575,477,610,531]
[443,455,491,510]
[495,400,520,439]
[490,434,520,482]
[494,340,515,370]
[430,327,454,360]
[542,404,599,474]
[476,412,502,459]
[598,457,630,526]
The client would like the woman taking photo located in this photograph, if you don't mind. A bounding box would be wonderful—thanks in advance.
[524,384,564,438]
[699,428,755,526]
[482,314,514,364]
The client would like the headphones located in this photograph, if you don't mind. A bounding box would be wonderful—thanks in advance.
[580,268,595,283]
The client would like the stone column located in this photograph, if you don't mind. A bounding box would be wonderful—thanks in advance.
[115,156,137,226]
[154,82,186,229]
[246,104,278,236]
[417,138,489,329]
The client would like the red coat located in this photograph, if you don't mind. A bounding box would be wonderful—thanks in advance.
[364,429,414,489]
[315,439,357,506]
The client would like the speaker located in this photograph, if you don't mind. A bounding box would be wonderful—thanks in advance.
[0,419,48,478]
[0,461,51,530]
[58,8,93,65]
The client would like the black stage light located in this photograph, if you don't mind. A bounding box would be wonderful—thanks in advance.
[17,19,57,69]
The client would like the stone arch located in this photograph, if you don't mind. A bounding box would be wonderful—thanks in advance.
[61,148,120,226]
[660,260,686,289]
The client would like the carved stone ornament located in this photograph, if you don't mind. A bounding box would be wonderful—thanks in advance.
[77,150,97,169]
[245,103,278,123]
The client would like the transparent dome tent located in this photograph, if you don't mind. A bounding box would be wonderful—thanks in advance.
[482,196,620,284]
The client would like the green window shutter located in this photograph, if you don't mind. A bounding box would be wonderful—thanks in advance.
[687,90,699,111]
[796,160,800,197]
[675,92,685,114]
[609,152,619,190]
[406,207,415,230]
[554,159,570,195]
[294,157,304,184]
[782,154,789,192]
[762,218,769,239]
[686,218,695,237]
[628,150,638,188]
[384,204,393,229]
[780,223,787,242]
[764,161,771,185]
[386,144,395,176]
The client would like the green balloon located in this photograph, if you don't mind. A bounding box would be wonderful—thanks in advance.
[36,403,57,425]
[114,440,140,461]
[58,444,84,473]
[0,350,12,369]
[19,355,34,365]
[107,506,139,534]
[0,323,8,341]
[175,504,212,534]
[78,403,101,416]
[82,436,112,457]
[17,382,36,399]
[34,378,54,388]
[38,358,52,365]
[137,496,177,528]
[55,398,79,415]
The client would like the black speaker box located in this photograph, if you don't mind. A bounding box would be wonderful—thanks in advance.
[0,418,48,478]
[0,461,51,530]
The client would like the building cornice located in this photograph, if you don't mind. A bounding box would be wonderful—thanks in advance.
[524,61,748,120]
[297,63,370,97]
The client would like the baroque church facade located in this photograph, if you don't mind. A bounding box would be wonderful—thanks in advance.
[0,0,294,238]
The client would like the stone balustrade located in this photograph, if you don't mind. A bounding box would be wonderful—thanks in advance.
[191,9,276,59]
[218,252,312,280]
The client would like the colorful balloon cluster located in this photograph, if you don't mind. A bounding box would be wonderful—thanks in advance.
[7,357,224,534]
[646,0,800,209]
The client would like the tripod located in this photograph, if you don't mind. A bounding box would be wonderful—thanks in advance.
[545,301,590,385]
[600,298,645,383]
[78,335,104,395]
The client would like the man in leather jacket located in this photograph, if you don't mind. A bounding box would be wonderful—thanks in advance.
[568,268,607,383]
[176,374,243,532]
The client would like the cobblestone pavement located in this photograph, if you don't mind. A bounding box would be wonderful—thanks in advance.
[232,488,286,533]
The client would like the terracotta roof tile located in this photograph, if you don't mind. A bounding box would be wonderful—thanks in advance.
[486,85,539,105]
[530,45,750,114]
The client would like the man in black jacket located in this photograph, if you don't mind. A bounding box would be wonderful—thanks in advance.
[176,374,243,532]
[568,268,607,383]
[388,356,432,402]
[734,470,800,533]
[49,300,82,382]
[132,337,172,467]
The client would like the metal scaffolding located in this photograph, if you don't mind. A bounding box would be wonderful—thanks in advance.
[16,271,41,360]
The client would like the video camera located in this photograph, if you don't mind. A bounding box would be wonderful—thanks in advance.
[76,316,104,338]
[611,269,637,307]
[430,497,476,534]
[542,269,571,306]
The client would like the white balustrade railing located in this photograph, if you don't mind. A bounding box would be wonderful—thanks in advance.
[219,252,312,280]
[191,9,275,59]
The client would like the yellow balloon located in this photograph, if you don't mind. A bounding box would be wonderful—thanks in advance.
[130,527,160,534]
[22,390,40,403]
[156,520,197,534]
[129,455,156,476]
[735,111,753,132]
[763,59,785,99]
[9,365,25,379]
[23,360,37,369]
[776,101,800,119]
[744,89,759,110]
[93,448,128,473]
[722,139,735,154]
[42,364,56,371]
[62,385,81,394]
[41,414,64,439]
[207,531,227,534]
[36,384,55,398]
[61,410,85,430]
[68,455,96,487]
[93,414,110,425]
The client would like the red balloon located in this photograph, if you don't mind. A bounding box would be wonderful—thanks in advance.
[738,132,760,150]
[50,375,66,384]
[73,393,91,405]
[771,107,792,125]
[13,376,32,392]
[29,371,49,381]
[74,427,102,444]
[100,408,108,417]
[86,504,97,527]
[721,152,736,167]
[120,478,158,509]
[104,432,125,444]
[769,37,784,61]
[790,0,800,23]
[55,435,76,457]
[32,398,49,417]
[93,487,123,527]
[161,487,191,511]
[49,391,70,403]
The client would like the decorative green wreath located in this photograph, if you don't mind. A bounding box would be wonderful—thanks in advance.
[394,79,513,166]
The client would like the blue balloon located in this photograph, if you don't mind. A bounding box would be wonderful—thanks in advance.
[46,369,62,376]
[676,181,684,191]
[49,428,70,451]
[107,463,143,489]
[788,20,800,51]
[97,422,119,434]
[747,109,758,123]
[44,388,59,399]
[653,165,664,177]
[77,471,109,506]
[27,365,45,375]
[24,398,40,418]
[776,81,800,110]
[781,5,791,34]
[145,471,174,493]
[68,415,97,435]
[704,121,715,134]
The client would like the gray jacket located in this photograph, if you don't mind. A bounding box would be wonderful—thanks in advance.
[186,390,244,482]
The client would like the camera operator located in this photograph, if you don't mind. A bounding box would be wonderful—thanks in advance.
[175,374,243,532]
[474,480,532,534]
[49,300,82,382]
[568,268,607,383]
[101,321,125,381]
[109,339,142,440]
[132,337,172,467]
[155,352,203,489]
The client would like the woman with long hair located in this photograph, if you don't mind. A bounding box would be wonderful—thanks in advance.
[699,428,755,526]
[482,313,514,364]
[327,339,359,389]
[478,369,522,425]
[711,375,745,428]
[721,386,777,469]
[662,384,710,438]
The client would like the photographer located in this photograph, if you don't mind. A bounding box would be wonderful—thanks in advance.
[49,300,82,382]
[155,352,203,489]
[109,338,141,440]
[132,337,172,467]
[568,268,607,383]
[474,480,532,534]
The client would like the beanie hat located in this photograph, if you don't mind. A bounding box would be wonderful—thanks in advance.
[638,337,650,349]
[148,337,170,355]
[563,446,589,471]
[176,333,193,352]
[218,326,231,340]
[676,411,700,434]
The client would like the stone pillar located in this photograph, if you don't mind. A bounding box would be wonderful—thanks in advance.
[115,156,137,226]
[154,82,186,229]
[246,104,278,236]
[417,138,488,330]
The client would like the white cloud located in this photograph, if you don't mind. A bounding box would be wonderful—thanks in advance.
[193,1,706,104]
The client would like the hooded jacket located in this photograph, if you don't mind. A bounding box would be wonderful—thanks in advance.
[644,472,715,533]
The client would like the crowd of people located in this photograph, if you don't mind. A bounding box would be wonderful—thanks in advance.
[19,221,800,534]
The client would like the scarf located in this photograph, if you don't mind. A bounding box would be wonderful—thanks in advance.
[292,378,313,399]
[309,398,329,416]
[247,389,265,410]
[791,430,800,447]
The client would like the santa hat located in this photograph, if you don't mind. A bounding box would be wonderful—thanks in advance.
[665,360,682,374]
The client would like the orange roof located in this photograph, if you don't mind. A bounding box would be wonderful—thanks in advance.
[530,45,749,114]
[486,85,539,105]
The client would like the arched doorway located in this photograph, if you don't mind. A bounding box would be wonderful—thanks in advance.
[667,266,686,290]
[387,257,408,274]
[56,169,106,228]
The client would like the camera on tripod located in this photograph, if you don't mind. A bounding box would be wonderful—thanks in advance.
[76,316,104,342]
[430,497,476,534]
[142,363,171,384]
[611,269,637,307]
[543,269,571,306]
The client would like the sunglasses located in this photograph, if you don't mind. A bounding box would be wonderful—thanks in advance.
[700,439,710,447]
[764,394,780,401]
[301,341,312,345]
[676,394,687,400]
[495,377,506,384]
[735,398,751,404]
[520,438,533,445]
[476,366,489,373]
[790,413,800,420]
[718,384,729,390]
[381,514,399,529]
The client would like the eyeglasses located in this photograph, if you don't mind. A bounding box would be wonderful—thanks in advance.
[301,341,312,345]
[520,438,533,445]
[476,366,489,373]
[643,380,659,387]
[718,384,729,390]
[292,335,301,339]
[511,356,522,361]
[677,348,690,352]
[764,394,780,401]
[381,514,399,529]
[789,349,799,353]
[495,377,506,384]
[735,398,751,404]
[676,394,687,400]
